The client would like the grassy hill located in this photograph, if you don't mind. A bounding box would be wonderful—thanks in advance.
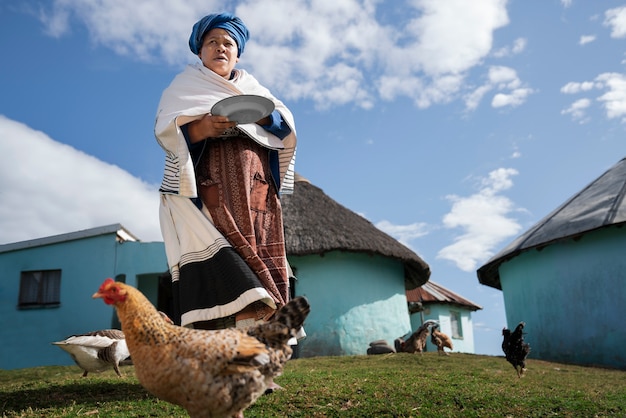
[1,353,625,417]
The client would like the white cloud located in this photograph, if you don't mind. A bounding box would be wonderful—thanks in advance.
[561,73,626,122]
[492,37,527,57]
[595,72,626,120]
[560,81,595,94]
[604,6,626,38]
[511,37,527,54]
[465,66,533,110]
[489,66,519,87]
[0,115,162,244]
[464,84,493,111]
[375,220,430,246]
[39,5,71,37]
[561,0,572,8]
[40,0,210,65]
[398,0,509,76]
[492,87,533,108]
[437,168,522,272]
[561,98,591,122]
[39,0,512,111]
[579,35,596,45]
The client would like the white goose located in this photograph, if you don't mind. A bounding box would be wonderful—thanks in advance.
[52,329,130,377]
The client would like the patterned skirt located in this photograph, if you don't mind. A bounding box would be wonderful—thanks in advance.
[159,135,289,327]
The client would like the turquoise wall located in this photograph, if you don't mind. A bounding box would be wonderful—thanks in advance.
[2,229,430,367]
[500,226,626,369]
[289,251,411,356]
[409,305,476,353]
[0,236,166,370]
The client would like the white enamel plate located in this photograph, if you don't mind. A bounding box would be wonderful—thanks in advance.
[211,95,275,124]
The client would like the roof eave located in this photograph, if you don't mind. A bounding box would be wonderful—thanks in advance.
[477,223,626,290]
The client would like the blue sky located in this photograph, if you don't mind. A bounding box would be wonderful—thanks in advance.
[1,0,624,356]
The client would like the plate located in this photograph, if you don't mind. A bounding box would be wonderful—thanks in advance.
[211,95,275,124]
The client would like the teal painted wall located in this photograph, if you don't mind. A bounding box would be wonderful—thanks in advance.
[288,251,411,356]
[409,305,476,353]
[0,235,166,370]
[500,226,626,369]
[2,231,417,367]
[3,227,438,367]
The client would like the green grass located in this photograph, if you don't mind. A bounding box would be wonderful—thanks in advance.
[1,354,625,417]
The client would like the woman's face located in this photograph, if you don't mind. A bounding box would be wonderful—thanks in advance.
[198,28,239,79]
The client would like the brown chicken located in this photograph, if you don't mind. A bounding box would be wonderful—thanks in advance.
[394,320,438,353]
[430,323,453,355]
[93,278,310,418]
[502,322,531,378]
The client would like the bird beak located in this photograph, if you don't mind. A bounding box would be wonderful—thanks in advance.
[92,291,103,299]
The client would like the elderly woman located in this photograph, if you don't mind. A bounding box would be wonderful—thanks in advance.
[155,13,297,330]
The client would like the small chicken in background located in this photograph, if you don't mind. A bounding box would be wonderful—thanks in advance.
[502,321,531,378]
[52,329,130,377]
[430,323,453,355]
[394,319,438,354]
[93,278,310,418]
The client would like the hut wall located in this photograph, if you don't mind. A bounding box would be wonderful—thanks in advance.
[0,236,166,370]
[499,225,626,369]
[288,251,411,357]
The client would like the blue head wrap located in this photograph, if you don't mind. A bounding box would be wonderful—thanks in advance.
[189,13,249,57]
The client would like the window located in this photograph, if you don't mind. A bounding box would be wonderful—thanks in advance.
[450,310,463,339]
[18,270,61,308]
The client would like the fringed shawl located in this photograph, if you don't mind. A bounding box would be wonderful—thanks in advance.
[155,62,297,197]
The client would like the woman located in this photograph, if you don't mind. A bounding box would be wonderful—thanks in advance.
[155,13,297,330]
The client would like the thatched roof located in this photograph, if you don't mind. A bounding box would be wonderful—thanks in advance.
[478,156,626,289]
[281,175,431,289]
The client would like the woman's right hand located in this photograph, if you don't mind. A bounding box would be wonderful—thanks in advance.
[187,114,237,143]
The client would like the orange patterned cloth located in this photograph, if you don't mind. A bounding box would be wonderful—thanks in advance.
[197,135,289,311]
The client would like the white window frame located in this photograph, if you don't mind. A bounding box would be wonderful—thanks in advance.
[450,310,463,339]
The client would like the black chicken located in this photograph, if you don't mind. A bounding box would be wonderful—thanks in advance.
[502,321,531,377]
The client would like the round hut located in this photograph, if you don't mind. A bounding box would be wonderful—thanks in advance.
[406,281,482,353]
[282,174,430,356]
[477,157,626,369]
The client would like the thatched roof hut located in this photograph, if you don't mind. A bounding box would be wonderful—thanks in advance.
[281,175,431,289]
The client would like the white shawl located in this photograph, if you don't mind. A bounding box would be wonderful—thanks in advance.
[155,62,297,197]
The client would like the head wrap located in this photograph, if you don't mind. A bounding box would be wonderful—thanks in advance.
[189,13,249,57]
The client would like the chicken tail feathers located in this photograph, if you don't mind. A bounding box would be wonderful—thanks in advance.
[249,297,310,347]
[274,297,310,333]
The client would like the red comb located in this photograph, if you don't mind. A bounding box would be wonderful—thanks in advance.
[100,277,115,290]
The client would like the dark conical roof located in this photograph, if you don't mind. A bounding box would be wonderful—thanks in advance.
[282,175,431,289]
[478,157,626,289]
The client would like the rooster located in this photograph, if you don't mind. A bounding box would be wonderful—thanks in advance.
[93,278,310,418]
[52,329,130,377]
[502,321,531,378]
[394,319,438,354]
[430,323,453,355]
